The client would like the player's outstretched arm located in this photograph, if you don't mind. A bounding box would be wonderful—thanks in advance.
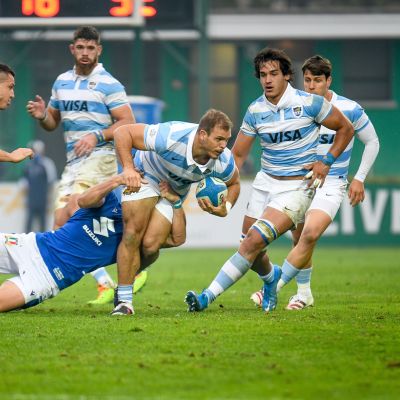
[0,148,33,163]
[77,175,125,209]
[26,95,60,131]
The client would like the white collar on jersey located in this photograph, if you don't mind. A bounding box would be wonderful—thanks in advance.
[263,83,295,111]
[72,63,104,80]
[186,128,214,172]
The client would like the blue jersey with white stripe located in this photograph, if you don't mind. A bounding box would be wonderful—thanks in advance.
[35,193,122,290]
[318,91,370,178]
[241,84,332,177]
[133,122,236,197]
[49,63,129,164]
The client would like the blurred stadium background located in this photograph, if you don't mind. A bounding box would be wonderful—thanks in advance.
[0,0,398,245]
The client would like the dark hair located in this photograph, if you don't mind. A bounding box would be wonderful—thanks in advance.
[302,55,332,78]
[198,109,233,134]
[253,47,293,80]
[73,26,100,43]
[0,63,15,78]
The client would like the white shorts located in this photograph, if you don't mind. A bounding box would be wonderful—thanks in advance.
[246,171,315,226]
[55,151,117,209]
[0,233,59,308]
[308,177,348,220]
[121,183,173,223]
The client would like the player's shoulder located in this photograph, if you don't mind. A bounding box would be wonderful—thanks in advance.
[293,88,321,106]
[332,91,362,111]
[98,69,122,85]
[158,121,197,139]
[53,70,74,84]
[217,147,233,164]
[247,94,266,113]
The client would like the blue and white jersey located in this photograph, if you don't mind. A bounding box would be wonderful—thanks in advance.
[49,63,129,164]
[35,193,122,290]
[133,122,236,197]
[241,84,332,177]
[318,91,370,179]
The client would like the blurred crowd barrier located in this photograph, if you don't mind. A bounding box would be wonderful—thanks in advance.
[0,181,398,246]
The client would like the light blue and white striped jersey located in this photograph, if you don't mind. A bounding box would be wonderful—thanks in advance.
[241,84,332,177]
[133,122,236,197]
[318,91,370,178]
[49,63,129,164]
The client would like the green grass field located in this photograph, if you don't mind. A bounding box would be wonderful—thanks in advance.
[0,247,399,400]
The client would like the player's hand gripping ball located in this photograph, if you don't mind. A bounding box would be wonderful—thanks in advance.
[196,177,228,207]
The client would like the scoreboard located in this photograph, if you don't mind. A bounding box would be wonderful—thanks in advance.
[0,0,195,28]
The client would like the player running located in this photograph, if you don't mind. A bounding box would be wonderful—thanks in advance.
[250,55,380,310]
[185,48,354,314]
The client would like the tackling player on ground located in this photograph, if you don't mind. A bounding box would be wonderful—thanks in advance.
[0,175,186,312]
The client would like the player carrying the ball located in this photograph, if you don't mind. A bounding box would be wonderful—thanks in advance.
[110,109,240,316]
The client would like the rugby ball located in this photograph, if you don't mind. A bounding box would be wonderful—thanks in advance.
[196,177,228,207]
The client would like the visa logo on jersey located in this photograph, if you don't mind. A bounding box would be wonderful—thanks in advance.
[62,100,88,112]
[266,129,302,143]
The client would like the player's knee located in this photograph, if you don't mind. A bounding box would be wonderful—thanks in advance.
[300,226,321,245]
[249,219,280,247]
[141,237,161,258]
[122,228,142,248]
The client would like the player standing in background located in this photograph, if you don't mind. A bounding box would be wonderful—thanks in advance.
[0,64,33,162]
[111,109,240,315]
[251,55,380,309]
[0,175,186,313]
[185,48,354,313]
[26,26,139,304]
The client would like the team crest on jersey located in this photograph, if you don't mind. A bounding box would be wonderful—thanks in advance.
[88,81,97,90]
[5,235,18,246]
[292,106,303,118]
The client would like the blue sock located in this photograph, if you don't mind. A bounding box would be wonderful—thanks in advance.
[296,267,313,297]
[281,259,300,284]
[205,252,251,304]
[117,284,133,303]
[296,267,312,284]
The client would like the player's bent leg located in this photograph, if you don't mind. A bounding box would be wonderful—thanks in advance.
[87,268,116,305]
[185,224,274,313]
[0,280,26,312]
[112,197,158,315]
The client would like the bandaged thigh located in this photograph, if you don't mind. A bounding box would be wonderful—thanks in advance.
[249,219,280,246]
